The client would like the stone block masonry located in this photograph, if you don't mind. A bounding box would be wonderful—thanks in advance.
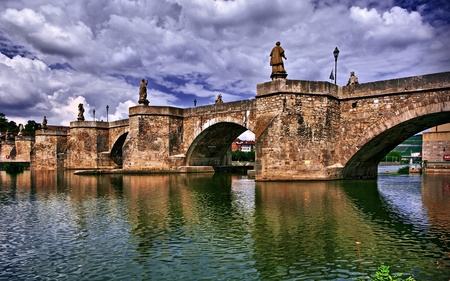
[122,106,184,171]
[4,72,448,180]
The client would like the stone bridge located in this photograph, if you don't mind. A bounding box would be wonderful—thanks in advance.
[26,71,450,180]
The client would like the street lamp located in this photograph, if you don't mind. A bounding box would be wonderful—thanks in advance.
[106,105,109,122]
[93,109,96,121]
[333,47,339,85]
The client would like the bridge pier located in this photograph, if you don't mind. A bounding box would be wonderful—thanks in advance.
[32,129,67,170]
[122,105,185,171]
[255,79,344,180]
[65,122,110,169]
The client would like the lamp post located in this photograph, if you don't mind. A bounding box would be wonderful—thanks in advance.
[93,109,96,121]
[333,47,339,85]
[106,105,109,122]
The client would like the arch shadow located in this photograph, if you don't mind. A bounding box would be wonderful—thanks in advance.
[110,132,128,167]
[343,111,450,179]
[186,122,249,166]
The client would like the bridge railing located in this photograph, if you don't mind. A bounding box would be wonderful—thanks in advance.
[339,71,450,99]
[183,99,256,117]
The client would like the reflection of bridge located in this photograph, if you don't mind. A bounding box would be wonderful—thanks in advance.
[15,72,450,180]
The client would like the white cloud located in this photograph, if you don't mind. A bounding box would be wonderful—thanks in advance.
[2,8,95,58]
[350,6,433,45]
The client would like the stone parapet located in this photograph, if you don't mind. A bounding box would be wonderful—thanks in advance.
[339,71,450,99]
[109,119,129,128]
[257,79,338,98]
[129,105,184,117]
[35,129,68,136]
[183,100,256,117]
[69,121,109,128]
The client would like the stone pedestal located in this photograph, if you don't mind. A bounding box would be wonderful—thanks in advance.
[270,72,288,80]
[138,99,149,106]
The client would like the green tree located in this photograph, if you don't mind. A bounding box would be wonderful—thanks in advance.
[382,151,402,162]
[0,113,19,133]
[232,151,255,162]
[24,120,41,134]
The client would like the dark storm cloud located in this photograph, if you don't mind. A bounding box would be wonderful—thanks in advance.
[0,0,448,129]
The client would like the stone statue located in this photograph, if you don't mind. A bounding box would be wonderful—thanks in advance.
[78,103,85,121]
[139,79,148,100]
[138,78,149,106]
[270,41,287,79]
[5,130,10,140]
[347,71,359,86]
[18,124,23,135]
[42,116,48,129]
[215,94,223,104]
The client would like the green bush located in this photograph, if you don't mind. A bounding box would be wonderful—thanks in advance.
[232,151,255,162]
[4,163,25,174]
[397,166,410,174]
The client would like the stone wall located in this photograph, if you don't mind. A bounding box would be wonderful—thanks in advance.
[122,106,184,171]
[255,80,341,180]
[32,130,68,170]
[65,121,109,169]
[255,73,450,180]
[422,131,450,162]
[0,140,16,161]
[14,136,34,162]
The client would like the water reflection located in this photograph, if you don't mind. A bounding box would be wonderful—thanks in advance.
[0,171,449,280]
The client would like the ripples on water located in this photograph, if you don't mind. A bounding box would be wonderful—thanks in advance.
[0,171,449,280]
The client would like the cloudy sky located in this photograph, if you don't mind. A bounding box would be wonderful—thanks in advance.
[0,0,449,131]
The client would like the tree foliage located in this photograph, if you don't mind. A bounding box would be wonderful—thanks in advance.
[0,113,19,133]
[382,151,402,162]
[0,113,40,135]
[232,151,255,162]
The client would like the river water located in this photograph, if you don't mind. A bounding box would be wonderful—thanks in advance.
[0,166,449,280]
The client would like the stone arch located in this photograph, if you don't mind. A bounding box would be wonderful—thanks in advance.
[186,121,249,166]
[191,115,254,143]
[110,132,128,167]
[342,102,450,179]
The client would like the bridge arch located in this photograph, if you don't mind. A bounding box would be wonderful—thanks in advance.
[110,132,128,167]
[186,121,250,166]
[191,115,254,142]
[342,102,450,179]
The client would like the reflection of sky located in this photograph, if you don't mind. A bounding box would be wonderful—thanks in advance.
[377,175,429,230]
[231,176,255,220]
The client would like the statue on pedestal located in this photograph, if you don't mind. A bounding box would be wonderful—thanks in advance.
[138,78,149,106]
[215,94,223,104]
[18,124,23,135]
[42,116,48,129]
[347,71,359,86]
[78,103,85,121]
[270,41,288,80]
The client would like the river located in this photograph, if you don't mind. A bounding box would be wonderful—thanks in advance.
[0,167,449,280]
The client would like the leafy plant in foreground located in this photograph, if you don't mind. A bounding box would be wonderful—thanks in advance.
[357,265,416,281]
